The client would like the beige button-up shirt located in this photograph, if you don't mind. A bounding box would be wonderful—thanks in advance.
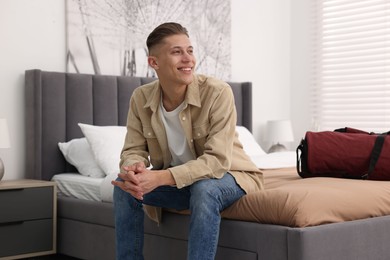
[120,74,264,222]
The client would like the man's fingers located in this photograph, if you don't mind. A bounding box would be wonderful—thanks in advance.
[118,171,141,185]
[111,180,144,200]
[123,162,146,174]
[134,162,146,171]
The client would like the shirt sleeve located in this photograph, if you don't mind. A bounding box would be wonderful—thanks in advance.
[120,93,150,170]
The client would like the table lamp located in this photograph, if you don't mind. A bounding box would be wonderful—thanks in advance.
[266,119,294,153]
[0,118,10,180]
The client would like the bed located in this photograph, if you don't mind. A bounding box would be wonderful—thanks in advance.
[25,69,390,260]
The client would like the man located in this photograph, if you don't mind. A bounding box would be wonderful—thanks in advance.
[112,22,263,260]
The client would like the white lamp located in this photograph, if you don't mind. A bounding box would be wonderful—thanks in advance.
[266,119,294,153]
[0,118,11,180]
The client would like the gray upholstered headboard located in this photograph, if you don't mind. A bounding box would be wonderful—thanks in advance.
[25,69,252,181]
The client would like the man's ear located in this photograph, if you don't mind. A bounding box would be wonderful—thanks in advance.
[148,56,159,70]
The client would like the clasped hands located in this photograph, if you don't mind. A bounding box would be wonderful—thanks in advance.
[111,162,175,200]
[111,162,155,200]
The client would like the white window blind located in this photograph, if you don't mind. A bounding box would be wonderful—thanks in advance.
[311,0,390,133]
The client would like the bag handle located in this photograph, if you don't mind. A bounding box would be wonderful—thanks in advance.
[296,140,303,175]
[296,138,307,178]
[364,134,387,179]
[335,128,390,179]
[334,127,369,134]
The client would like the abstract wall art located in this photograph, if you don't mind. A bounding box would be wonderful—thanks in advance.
[66,0,231,80]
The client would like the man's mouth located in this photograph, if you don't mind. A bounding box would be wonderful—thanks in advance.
[178,67,192,72]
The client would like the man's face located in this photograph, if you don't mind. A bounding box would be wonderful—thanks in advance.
[149,34,196,87]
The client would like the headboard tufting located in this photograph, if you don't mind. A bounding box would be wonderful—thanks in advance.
[25,69,252,181]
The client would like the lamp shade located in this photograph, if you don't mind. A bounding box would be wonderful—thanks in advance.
[266,119,294,143]
[0,118,10,148]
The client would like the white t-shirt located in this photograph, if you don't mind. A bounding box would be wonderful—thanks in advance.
[159,100,195,166]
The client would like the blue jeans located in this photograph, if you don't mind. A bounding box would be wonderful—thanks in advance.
[113,173,245,260]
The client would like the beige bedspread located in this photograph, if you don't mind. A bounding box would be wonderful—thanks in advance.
[220,167,390,227]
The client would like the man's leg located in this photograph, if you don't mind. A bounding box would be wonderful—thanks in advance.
[187,173,245,260]
[114,184,145,260]
[113,183,191,260]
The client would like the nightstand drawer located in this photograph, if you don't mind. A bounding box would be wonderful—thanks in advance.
[0,219,53,258]
[0,186,53,223]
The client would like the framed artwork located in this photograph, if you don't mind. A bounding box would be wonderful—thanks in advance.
[66,0,231,80]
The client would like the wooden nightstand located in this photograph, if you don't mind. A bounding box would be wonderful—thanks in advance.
[0,179,57,260]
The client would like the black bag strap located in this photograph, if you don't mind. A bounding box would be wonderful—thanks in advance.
[334,127,347,133]
[363,134,387,179]
[296,140,303,175]
[296,138,308,178]
[335,128,390,179]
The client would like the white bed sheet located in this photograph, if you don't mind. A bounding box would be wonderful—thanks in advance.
[53,151,297,203]
[52,173,103,201]
[101,172,119,202]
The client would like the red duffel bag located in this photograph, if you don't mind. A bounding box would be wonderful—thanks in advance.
[296,127,390,180]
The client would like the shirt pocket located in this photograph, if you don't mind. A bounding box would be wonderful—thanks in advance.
[142,126,157,139]
[192,123,209,153]
[142,126,164,167]
[142,126,158,153]
[192,123,209,139]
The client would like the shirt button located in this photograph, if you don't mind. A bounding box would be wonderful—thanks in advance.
[148,132,151,136]
[182,116,186,121]
[190,139,193,143]
[197,133,201,137]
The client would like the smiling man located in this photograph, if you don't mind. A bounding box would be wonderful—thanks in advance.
[112,22,264,260]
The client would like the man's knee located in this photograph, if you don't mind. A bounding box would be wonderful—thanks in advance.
[189,179,223,210]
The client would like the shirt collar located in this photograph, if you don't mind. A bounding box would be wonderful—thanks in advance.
[144,75,202,112]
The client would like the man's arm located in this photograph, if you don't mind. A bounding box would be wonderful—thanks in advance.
[120,92,151,169]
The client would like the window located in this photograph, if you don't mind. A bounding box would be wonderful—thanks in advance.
[311,0,390,133]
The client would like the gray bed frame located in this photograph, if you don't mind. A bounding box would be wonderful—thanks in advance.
[25,69,390,260]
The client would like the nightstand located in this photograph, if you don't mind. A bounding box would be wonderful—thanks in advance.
[0,179,56,260]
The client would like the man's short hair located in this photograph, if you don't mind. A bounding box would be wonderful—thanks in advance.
[146,22,189,54]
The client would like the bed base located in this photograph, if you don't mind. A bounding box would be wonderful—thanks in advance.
[57,196,390,260]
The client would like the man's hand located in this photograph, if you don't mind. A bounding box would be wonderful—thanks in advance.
[111,162,176,200]
[123,161,146,174]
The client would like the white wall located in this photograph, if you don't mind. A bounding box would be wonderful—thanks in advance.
[0,0,66,180]
[290,0,312,148]
[231,0,291,151]
[0,0,304,180]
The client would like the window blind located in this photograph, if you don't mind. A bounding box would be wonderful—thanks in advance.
[311,0,390,133]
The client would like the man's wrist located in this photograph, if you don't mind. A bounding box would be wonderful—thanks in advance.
[159,170,176,186]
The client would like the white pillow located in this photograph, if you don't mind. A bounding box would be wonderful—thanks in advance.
[236,126,266,157]
[78,123,127,176]
[58,138,106,178]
